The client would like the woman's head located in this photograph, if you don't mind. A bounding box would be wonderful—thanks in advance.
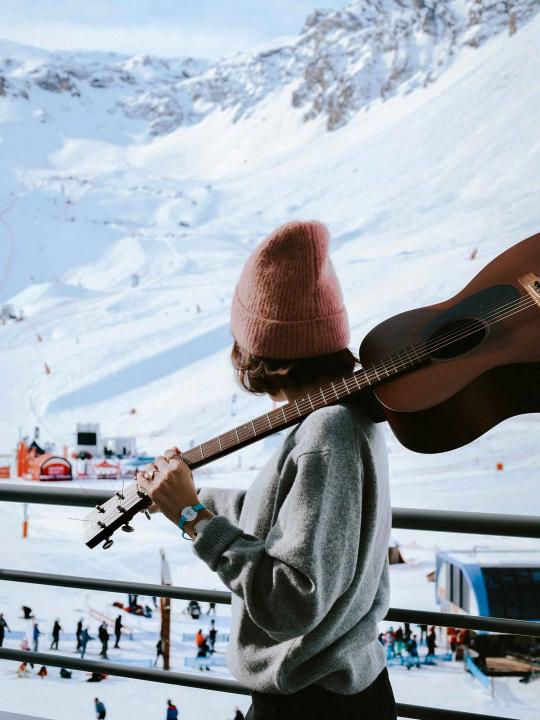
[230,340,359,399]
[229,219,355,399]
[230,219,350,364]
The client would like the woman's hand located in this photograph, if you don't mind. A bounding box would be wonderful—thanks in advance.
[136,446,200,526]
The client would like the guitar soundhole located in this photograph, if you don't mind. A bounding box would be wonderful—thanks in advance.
[426,317,487,360]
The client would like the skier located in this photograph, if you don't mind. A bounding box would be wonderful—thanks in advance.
[195,628,205,649]
[21,606,33,620]
[393,626,404,657]
[80,627,93,658]
[114,615,123,648]
[233,709,245,720]
[426,628,437,661]
[98,622,109,659]
[50,619,61,650]
[0,613,11,647]
[418,623,428,645]
[76,619,83,651]
[32,622,41,652]
[406,634,421,669]
[208,619,218,654]
[196,638,211,671]
[404,622,411,643]
[154,638,164,667]
[37,665,48,678]
[94,697,107,719]
[166,699,179,720]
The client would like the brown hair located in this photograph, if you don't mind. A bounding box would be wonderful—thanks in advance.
[230,340,360,396]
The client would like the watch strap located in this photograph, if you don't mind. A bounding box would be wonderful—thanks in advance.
[179,502,206,539]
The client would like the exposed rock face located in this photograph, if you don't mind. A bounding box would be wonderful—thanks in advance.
[0,0,538,135]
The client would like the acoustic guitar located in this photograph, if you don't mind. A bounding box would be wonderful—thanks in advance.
[83,232,540,549]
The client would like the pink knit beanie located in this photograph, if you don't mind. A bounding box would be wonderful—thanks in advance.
[231,220,350,359]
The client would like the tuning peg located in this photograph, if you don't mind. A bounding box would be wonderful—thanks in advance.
[98,521,107,529]
[115,491,125,500]
[95,504,105,513]
[121,524,134,533]
[116,505,126,513]
[136,487,147,498]
[102,538,114,549]
[143,509,151,520]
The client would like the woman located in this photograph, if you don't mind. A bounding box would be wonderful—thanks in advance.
[138,220,396,719]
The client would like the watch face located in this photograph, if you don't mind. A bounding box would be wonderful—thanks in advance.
[182,506,197,522]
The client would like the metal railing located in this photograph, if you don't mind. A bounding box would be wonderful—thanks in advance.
[1,483,538,720]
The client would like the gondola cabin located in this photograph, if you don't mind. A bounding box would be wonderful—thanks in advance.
[24,452,72,482]
[435,550,540,623]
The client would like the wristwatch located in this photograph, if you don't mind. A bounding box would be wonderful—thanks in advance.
[178,503,206,539]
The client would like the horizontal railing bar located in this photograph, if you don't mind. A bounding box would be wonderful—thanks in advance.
[0,568,231,605]
[391,507,540,539]
[0,649,520,720]
[1,569,539,637]
[0,484,538,538]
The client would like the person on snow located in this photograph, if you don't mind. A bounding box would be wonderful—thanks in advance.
[80,627,93,658]
[0,613,11,647]
[165,699,179,720]
[427,628,437,660]
[195,628,205,649]
[406,635,421,669]
[94,697,106,719]
[208,619,218,654]
[98,622,109,659]
[32,622,41,652]
[37,665,48,678]
[50,619,62,650]
[76,619,83,651]
[114,615,123,648]
[154,638,164,667]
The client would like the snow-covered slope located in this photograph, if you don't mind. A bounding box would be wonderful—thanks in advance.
[1,2,539,470]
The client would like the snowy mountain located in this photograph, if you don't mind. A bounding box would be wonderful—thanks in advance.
[1,0,539,138]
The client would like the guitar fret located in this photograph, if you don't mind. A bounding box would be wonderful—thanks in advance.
[294,400,301,416]
[307,394,315,410]
[199,444,204,460]
[410,344,421,364]
[342,377,351,394]
[330,382,339,399]
[217,435,223,451]
[281,406,287,422]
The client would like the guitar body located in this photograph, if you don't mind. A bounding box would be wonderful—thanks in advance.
[360,233,540,453]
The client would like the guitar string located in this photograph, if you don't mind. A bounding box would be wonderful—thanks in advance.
[93,292,538,532]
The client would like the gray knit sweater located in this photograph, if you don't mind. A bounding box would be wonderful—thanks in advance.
[194,402,391,695]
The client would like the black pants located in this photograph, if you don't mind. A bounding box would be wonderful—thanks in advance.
[245,667,396,720]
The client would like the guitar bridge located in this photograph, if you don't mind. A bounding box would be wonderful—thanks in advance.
[519,272,540,308]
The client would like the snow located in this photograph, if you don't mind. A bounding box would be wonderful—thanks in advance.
[1,1,540,718]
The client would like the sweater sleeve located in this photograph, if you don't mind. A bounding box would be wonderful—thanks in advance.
[197,486,247,525]
[193,447,363,642]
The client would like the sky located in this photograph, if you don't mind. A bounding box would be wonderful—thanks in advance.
[0,0,348,60]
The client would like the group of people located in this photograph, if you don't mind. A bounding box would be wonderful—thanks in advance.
[378,623,438,668]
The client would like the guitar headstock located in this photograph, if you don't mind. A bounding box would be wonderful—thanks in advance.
[84,482,152,549]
